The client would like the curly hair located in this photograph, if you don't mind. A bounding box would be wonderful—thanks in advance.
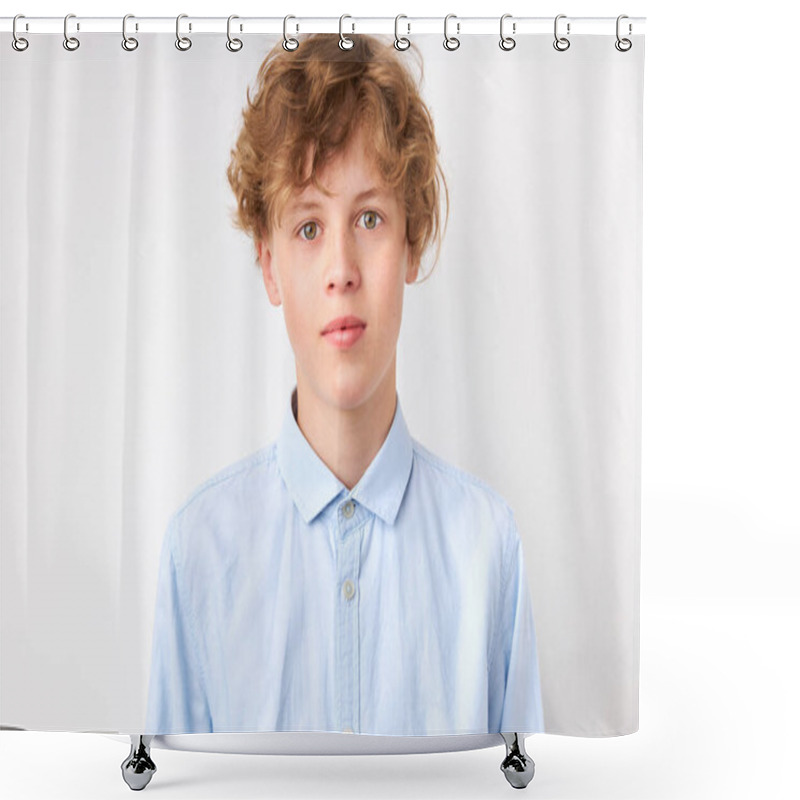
[226,32,449,282]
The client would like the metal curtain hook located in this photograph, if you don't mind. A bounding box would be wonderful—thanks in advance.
[63,13,80,51]
[283,15,299,51]
[499,13,516,51]
[122,14,139,51]
[175,13,192,51]
[227,14,243,52]
[394,14,410,51]
[339,14,354,50]
[12,14,29,51]
[443,14,460,51]
[553,14,570,51]
[615,14,632,51]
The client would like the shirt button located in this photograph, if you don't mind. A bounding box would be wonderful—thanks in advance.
[342,500,355,518]
[342,579,356,600]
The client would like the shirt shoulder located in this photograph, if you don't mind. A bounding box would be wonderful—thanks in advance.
[408,439,522,601]
[409,438,517,538]
[166,443,280,550]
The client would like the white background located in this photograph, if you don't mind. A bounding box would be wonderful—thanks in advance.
[1,1,798,799]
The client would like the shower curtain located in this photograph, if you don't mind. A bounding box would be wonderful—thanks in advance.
[1,22,644,739]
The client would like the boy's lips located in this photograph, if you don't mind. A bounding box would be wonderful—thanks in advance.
[321,316,366,350]
[321,316,366,335]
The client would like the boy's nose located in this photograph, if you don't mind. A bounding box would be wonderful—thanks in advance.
[324,229,361,291]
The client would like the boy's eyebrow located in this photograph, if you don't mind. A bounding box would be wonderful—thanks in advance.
[287,187,391,214]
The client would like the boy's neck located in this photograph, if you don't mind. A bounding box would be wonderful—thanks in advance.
[293,372,398,492]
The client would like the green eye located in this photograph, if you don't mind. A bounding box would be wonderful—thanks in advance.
[362,211,379,230]
[300,221,318,241]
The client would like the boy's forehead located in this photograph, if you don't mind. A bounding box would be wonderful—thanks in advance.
[286,182,395,213]
[287,131,393,209]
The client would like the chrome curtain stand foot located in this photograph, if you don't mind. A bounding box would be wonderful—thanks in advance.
[121,735,157,790]
[500,732,536,789]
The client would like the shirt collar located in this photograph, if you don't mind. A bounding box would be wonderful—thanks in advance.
[276,386,413,526]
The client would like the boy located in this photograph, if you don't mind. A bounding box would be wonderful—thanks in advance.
[146,33,543,737]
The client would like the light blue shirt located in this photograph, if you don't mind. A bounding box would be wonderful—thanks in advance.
[146,387,544,736]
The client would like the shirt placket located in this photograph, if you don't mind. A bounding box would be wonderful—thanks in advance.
[334,496,363,734]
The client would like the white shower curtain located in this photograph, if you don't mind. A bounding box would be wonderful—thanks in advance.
[1,27,644,737]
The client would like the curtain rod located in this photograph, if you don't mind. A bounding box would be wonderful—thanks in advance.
[1,16,647,36]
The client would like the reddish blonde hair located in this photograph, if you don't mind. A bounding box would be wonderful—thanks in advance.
[226,33,449,281]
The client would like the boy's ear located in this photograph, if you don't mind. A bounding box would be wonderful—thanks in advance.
[405,251,421,285]
[257,239,282,307]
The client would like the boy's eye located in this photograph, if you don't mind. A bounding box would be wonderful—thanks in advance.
[299,221,318,241]
[361,210,381,230]
[298,211,382,241]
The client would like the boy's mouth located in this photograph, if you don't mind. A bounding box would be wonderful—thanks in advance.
[321,316,367,350]
[321,316,366,335]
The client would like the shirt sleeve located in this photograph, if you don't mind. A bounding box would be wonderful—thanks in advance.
[144,516,212,734]
[488,512,545,734]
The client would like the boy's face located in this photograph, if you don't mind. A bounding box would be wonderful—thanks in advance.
[257,125,419,413]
